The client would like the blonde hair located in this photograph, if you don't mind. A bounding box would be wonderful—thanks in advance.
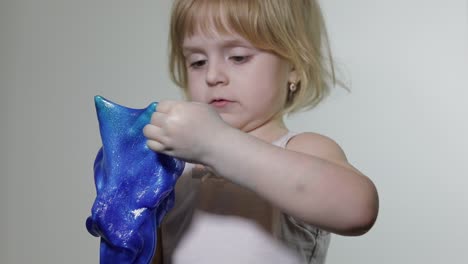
[169,0,338,114]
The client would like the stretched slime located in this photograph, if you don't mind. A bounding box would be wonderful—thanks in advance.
[86,96,185,263]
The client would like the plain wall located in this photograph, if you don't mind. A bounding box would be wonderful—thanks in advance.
[3,0,468,263]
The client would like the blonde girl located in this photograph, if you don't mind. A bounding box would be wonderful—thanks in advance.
[144,0,379,263]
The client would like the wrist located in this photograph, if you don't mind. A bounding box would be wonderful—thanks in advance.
[199,125,241,169]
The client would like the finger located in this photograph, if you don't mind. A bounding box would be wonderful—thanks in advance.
[150,112,167,127]
[146,139,165,152]
[156,100,177,114]
[194,164,205,170]
[143,124,164,141]
[194,164,214,174]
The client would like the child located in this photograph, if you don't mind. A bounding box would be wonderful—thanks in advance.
[143,0,379,263]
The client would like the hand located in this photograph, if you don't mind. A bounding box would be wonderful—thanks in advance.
[143,100,231,164]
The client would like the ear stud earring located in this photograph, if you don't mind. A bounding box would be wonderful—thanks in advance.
[289,82,297,92]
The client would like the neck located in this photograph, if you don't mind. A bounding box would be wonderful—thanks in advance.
[247,117,289,144]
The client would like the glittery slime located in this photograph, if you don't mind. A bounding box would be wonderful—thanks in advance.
[86,96,185,263]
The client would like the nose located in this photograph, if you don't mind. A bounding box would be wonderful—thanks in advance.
[205,58,228,87]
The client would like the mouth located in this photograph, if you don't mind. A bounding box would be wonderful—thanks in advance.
[209,98,233,108]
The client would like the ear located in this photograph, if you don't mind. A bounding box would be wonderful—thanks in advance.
[288,66,298,84]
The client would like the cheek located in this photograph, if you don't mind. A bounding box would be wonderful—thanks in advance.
[251,72,288,104]
[186,74,205,102]
[241,81,284,114]
[187,89,203,102]
[246,57,289,100]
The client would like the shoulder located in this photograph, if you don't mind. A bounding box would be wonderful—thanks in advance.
[287,132,349,165]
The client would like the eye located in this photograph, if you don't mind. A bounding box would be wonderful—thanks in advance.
[230,56,250,64]
[189,60,206,68]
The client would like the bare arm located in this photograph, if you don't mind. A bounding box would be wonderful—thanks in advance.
[203,129,379,236]
[144,101,379,236]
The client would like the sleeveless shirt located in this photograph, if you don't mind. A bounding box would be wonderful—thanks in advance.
[160,132,330,264]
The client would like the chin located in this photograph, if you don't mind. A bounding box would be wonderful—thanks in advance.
[219,114,242,129]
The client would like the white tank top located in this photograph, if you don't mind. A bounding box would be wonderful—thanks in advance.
[160,132,330,264]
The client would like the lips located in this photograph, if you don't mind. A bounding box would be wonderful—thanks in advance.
[209,98,233,108]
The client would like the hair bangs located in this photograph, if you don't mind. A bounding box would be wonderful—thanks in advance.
[180,0,263,46]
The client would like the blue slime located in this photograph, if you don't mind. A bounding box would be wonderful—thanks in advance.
[86,96,185,264]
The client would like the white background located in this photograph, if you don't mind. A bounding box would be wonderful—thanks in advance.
[2,0,467,263]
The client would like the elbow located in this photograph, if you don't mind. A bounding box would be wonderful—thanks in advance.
[344,202,378,236]
[340,181,379,236]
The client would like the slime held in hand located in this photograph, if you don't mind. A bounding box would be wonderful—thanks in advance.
[86,96,185,264]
